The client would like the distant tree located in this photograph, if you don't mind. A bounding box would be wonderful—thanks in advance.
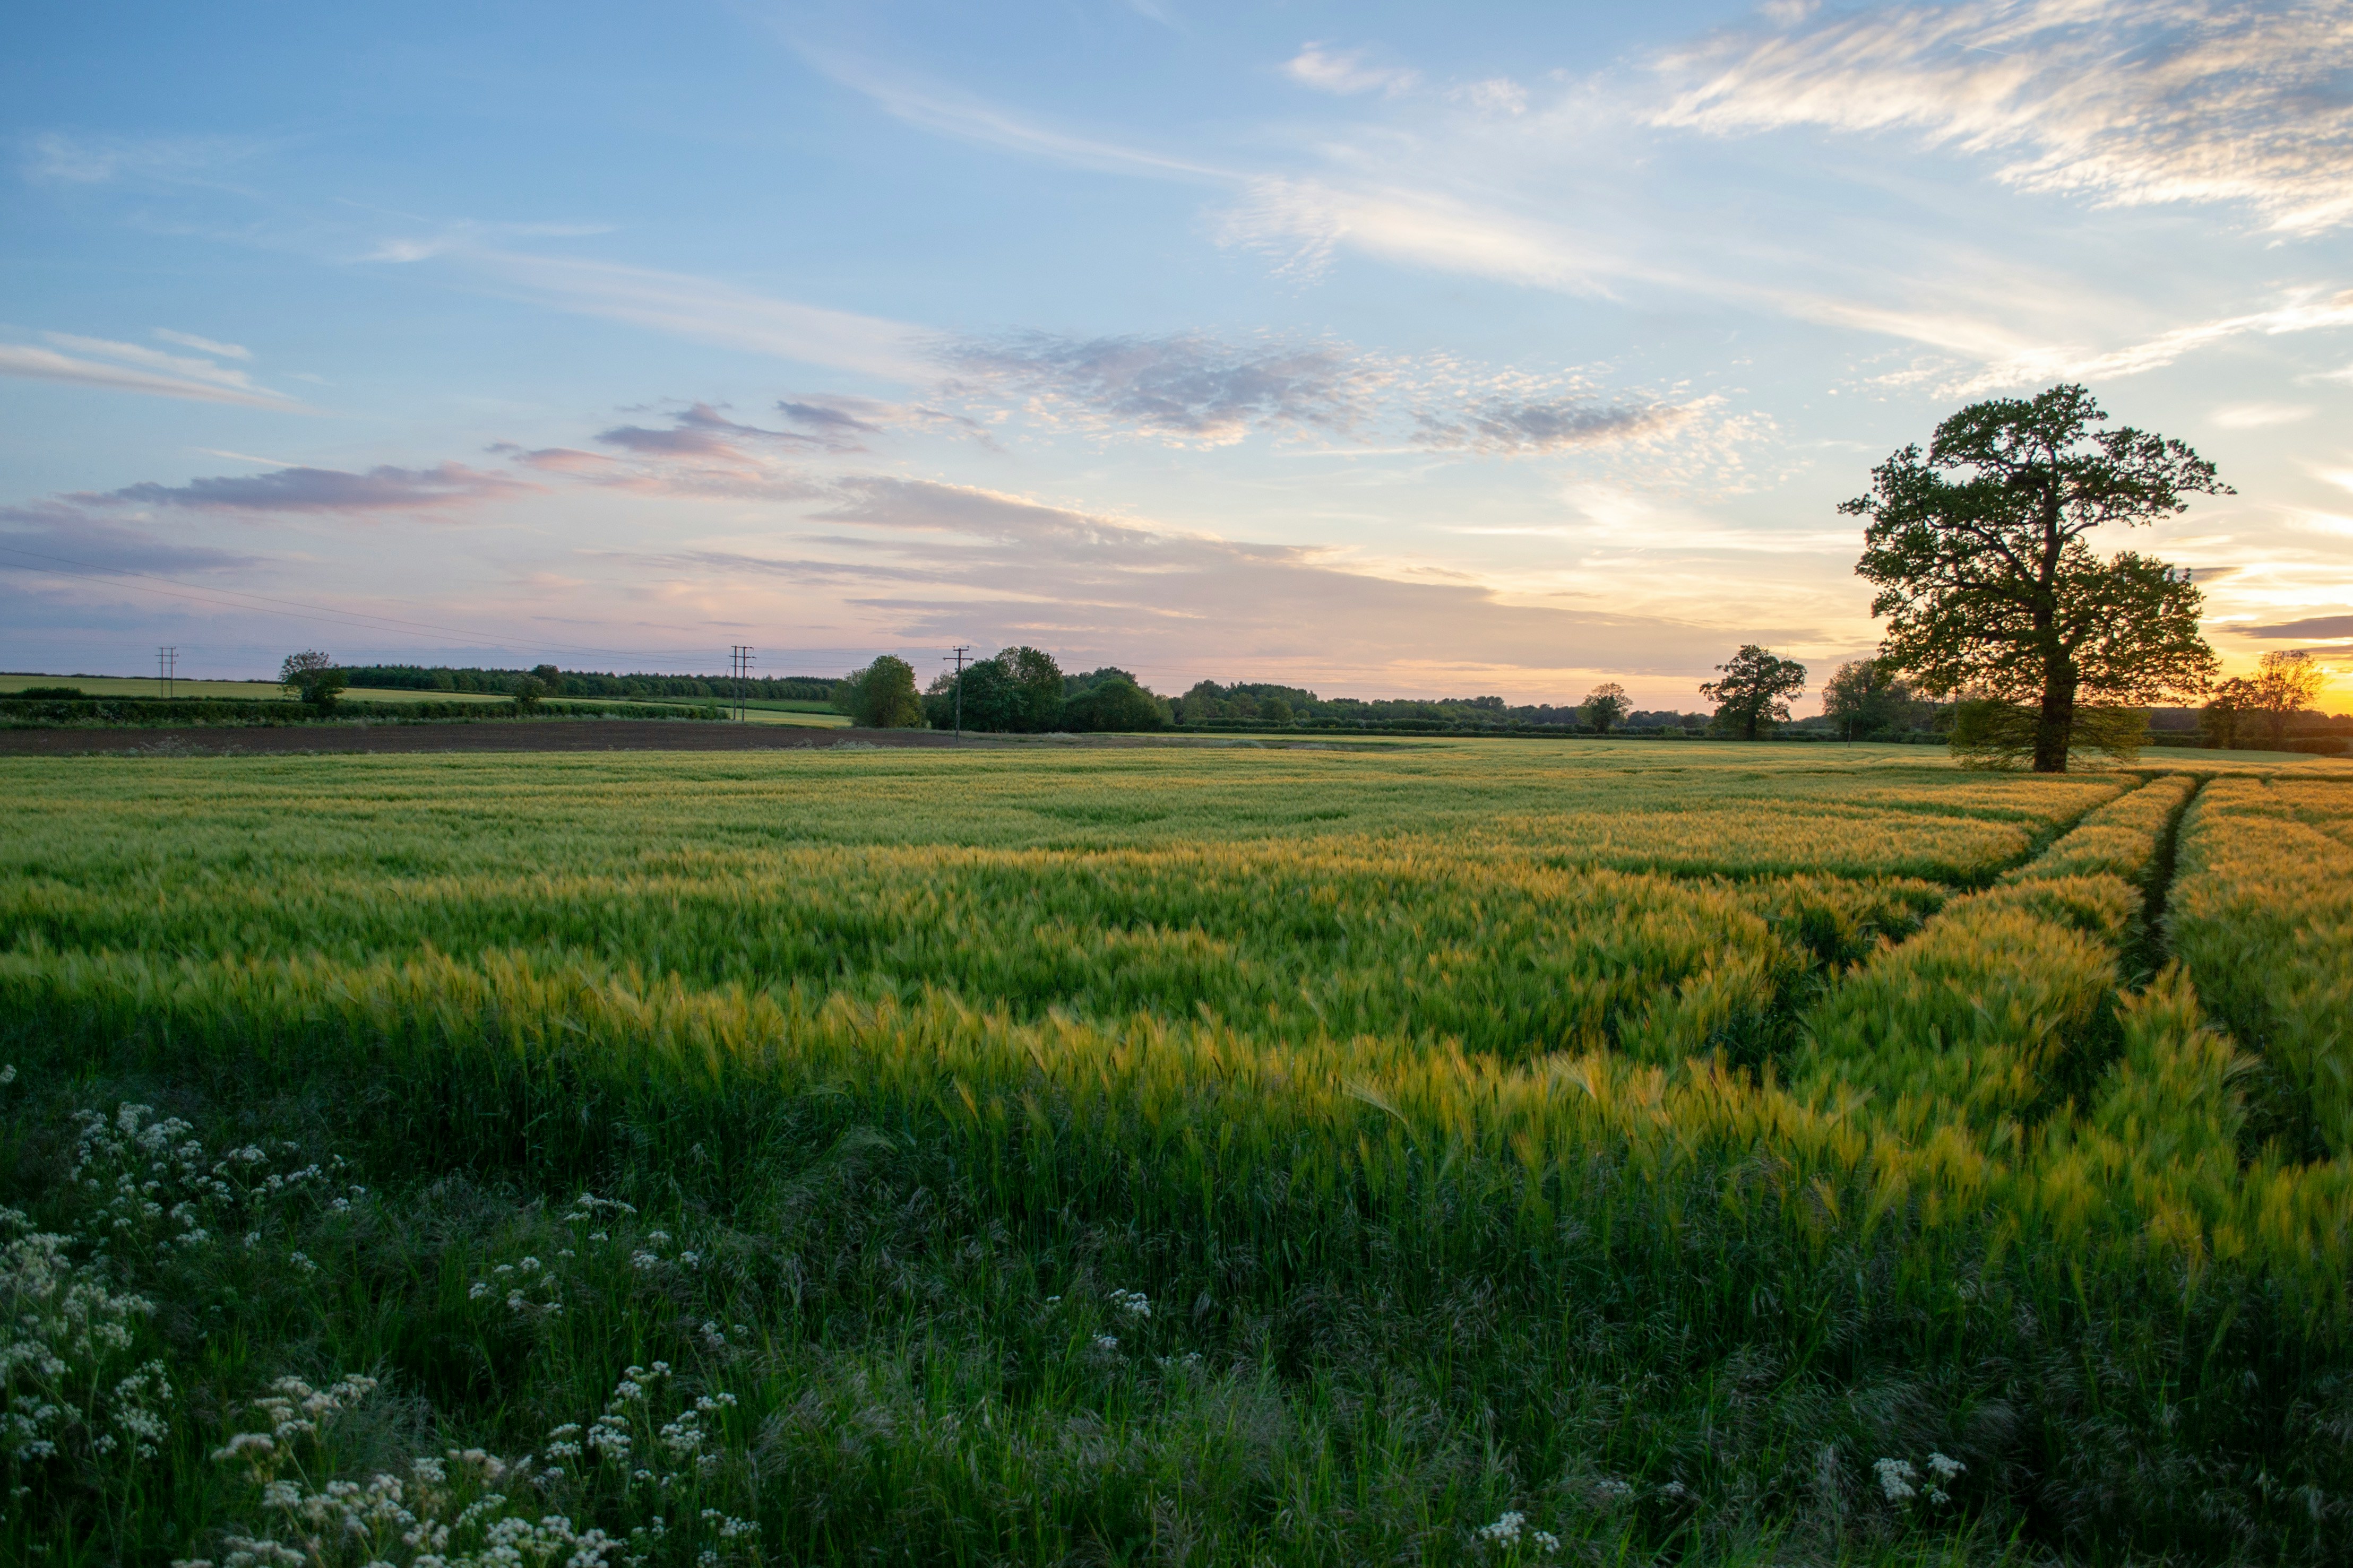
[512,674,548,712]
[1261,696,1294,726]
[1063,677,1167,732]
[279,650,348,710]
[1820,657,1918,741]
[1845,384,2225,773]
[1580,681,1629,734]
[2200,675,2256,750]
[2251,650,2325,749]
[834,655,923,728]
[530,663,563,692]
[1700,646,1807,740]
[1001,646,1066,731]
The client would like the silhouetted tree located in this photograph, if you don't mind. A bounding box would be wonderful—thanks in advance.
[1821,657,1917,741]
[1701,646,1806,740]
[1581,682,1629,734]
[2252,650,2325,750]
[1846,384,2223,773]
[2200,675,2257,750]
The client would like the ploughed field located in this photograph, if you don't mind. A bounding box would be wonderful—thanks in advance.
[4,741,2350,1565]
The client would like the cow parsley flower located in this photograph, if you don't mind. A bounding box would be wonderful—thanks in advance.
[1477,1510,1525,1546]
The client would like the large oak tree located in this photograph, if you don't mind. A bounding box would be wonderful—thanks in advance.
[1700,646,1806,740]
[1843,384,2223,773]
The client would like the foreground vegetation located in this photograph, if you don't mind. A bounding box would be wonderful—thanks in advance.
[4,741,2350,1565]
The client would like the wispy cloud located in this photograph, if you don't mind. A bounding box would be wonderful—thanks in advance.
[0,337,303,410]
[791,477,1731,680]
[596,403,814,461]
[777,393,994,449]
[2237,613,2353,640]
[0,507,259,573]
[95,462,535,515]
[1655,0,2353,235]
[458,251,936,380]
[1415,395,1692,456]
[1216,175,1628,293]
[800,49,1235,183]
[498,404,825,503]
[153,328,251,360]
[18,130,263,185]
[1284,44,1421,98]
[2213,402,2314,429]
[944,331,1385,445]
[44,333,261,393]
[1941,286,2353,394]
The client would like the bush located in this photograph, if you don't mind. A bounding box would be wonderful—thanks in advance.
[834,656,924,728]
[278,650,348,711]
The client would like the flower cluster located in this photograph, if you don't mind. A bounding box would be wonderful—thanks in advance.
[0,1208,167,1471]
[469,1254,564,1319]
[1107,1288,1150,1319]
[180,1374,649,1568]
[1875,1452,1965,1505]
[551,1362,745,1501]
[466,1196,699,1326]
[1475,1511,1560,1554]
[69,1105,355,1266]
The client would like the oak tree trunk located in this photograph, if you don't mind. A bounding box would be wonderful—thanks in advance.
[2034,664,2075,773]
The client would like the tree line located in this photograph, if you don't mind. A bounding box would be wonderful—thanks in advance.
[326,664,838,703]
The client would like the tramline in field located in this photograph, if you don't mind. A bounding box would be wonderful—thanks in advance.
[3,740,2350,1565]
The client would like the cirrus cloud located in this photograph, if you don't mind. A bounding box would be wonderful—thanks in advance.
[1655,0,2353,235]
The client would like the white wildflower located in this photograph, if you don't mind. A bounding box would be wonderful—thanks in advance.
[1875,1457,1918,1502]
[1477,1510,1525,1546]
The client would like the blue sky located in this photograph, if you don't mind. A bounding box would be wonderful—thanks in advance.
[4,0,2349,708]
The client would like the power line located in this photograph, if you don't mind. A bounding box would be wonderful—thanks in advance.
[728,645,755,722]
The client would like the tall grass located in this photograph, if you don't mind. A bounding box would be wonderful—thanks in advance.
[3,745,2348,1565]
[2168,776,2353,1156]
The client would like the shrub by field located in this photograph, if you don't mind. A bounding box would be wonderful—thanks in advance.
[2,741,2349,1565]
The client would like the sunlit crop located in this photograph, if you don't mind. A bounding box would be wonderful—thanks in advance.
[2,740,2348,1565]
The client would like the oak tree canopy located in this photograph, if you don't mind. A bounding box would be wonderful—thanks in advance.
[1844,384,2223,772]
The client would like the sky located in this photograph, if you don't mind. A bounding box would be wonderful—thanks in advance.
[3,0,2350,710]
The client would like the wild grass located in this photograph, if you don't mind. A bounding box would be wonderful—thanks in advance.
[2,743,2348,1565]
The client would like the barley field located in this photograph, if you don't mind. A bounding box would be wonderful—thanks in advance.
[4,740,2350,1566]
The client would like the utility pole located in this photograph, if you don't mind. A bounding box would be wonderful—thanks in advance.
[157,646,176,700]
[945,645,971,741]
[729,645,755,721]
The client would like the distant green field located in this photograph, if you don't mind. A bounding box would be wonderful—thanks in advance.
[0,674,849,723]
[0,672,289,699]
[3,740,2349,1564]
